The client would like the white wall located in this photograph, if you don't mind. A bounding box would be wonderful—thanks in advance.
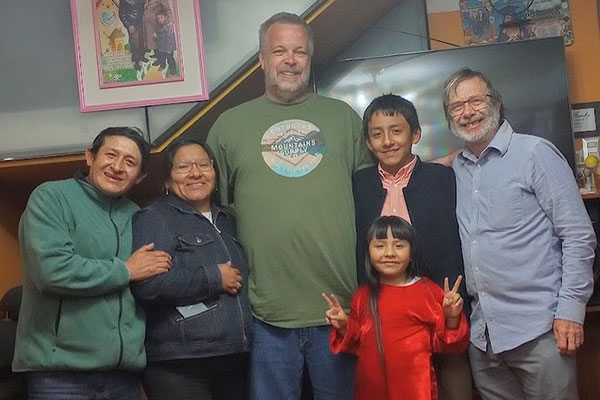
[1,0,430,160]
[425,0,459,13]
[335,0,428,60]
[0,0,314,160]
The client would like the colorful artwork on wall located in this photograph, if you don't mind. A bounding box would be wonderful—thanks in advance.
[94,0,183,88]
[459,0,573,46]
[70,0,208,112]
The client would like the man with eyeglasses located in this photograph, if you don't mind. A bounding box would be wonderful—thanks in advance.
[444,68,595,400]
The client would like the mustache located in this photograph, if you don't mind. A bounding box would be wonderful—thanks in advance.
[459,115,481,124]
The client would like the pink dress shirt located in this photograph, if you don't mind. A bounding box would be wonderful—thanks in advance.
[379,155,417,223]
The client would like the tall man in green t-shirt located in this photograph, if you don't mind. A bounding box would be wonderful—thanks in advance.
[207,12,372,400]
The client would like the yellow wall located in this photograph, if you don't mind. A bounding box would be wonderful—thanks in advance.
[566,0,600,102]
[0,196,24,298]
[427,0,600,103]
[428,11,464,51]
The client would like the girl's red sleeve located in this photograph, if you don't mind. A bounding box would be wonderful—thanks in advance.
[330,286,369,355]
[430,283,470,354]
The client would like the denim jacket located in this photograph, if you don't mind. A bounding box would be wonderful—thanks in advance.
[131,194,251,362]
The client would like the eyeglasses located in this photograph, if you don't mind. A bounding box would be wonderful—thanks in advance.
[447,94,493,117]
[172,159,214,174]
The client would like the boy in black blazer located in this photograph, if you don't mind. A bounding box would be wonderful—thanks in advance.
[353,94,472,400]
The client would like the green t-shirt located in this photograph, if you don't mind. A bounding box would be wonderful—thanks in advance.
[207,94,373,328]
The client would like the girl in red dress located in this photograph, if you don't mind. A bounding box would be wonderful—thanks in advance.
[323,216,469,400]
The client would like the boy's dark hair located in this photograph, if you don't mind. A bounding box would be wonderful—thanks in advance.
[162,136,220,205]
[364,215,427,387]
[89,127,150,173]
[362,94,421,139]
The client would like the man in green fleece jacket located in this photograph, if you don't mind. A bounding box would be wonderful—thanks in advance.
[13,127,172,399]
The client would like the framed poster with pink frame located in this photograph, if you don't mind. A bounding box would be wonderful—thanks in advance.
[70,0,208,112]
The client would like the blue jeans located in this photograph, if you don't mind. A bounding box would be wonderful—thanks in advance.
[27,370,140,400]
[250,318,355,400]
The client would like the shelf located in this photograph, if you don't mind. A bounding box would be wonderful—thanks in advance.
[582,192,600,200]
[587,304,600,313]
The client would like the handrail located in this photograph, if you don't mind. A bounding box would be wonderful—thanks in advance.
[152,0,338,151]
[1,0,339,169]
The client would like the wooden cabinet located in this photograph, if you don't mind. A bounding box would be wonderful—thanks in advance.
[578,310,600,399]
[578,196,600,399]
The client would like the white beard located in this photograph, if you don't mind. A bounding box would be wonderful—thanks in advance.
[450,104,500,145]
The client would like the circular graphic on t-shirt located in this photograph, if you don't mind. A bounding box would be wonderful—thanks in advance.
[261,119,326,178]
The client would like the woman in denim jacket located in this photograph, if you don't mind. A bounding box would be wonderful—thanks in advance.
[131,137,251,400]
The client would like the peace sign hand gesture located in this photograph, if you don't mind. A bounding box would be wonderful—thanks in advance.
[322,293,348,336]
[442,275,464,329]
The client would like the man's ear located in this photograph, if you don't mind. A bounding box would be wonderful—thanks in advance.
[84,148,94,168]
[135,172,147,185]
[259,52,265,71]
[412,128,422,145]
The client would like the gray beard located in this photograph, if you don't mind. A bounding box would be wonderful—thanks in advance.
[267,82,309,104]
[265,71,310,104]
[450,105,500,145]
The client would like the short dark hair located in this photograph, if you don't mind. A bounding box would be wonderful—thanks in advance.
[442,68,504,122]
[362,94,421,139]
[259,12,314,57]
[163,137,220,203]
[89,127,150,173]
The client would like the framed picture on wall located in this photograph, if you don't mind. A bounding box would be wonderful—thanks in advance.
[572,102,600,138]
[459,0,574,46]
[70,0,208,112]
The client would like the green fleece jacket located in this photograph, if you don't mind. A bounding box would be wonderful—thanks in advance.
[13,177,146,372]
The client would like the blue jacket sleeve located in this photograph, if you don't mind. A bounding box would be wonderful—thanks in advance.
[130,207,223,306]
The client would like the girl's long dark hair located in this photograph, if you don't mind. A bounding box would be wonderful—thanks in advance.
[364,216,427,385]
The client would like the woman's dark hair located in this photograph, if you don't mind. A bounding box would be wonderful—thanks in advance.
[162,137,220,205]
[364,216,426,384]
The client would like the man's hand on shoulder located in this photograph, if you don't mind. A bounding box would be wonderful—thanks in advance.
[429,149,460,167]
[126,243,172,281]
[553,318,584,355]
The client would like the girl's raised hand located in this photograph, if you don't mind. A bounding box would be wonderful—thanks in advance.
[322,293,348,335]
[442,275,464,319]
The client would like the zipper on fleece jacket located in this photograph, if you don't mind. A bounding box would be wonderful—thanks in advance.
[54,299,63,335]
[109,199,125,369]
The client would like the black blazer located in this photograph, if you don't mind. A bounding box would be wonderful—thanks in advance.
[353,157,470,315]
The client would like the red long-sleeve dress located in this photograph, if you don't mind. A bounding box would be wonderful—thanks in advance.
[330,278,469,400]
